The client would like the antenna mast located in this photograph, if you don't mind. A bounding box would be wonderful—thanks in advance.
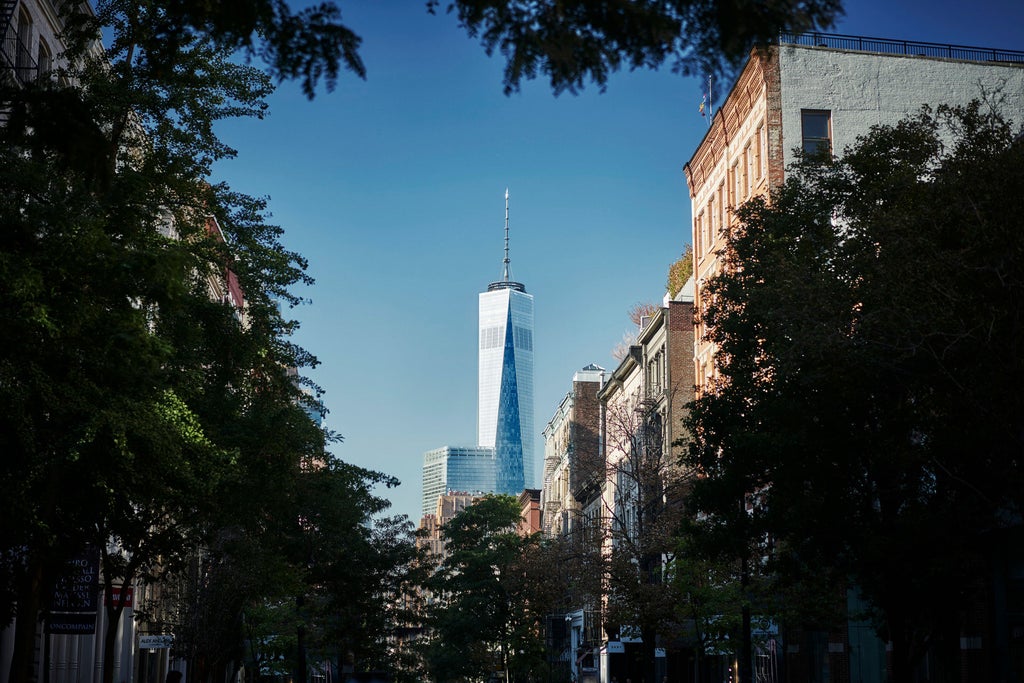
[486,187,526,293]
[503,187,510,281]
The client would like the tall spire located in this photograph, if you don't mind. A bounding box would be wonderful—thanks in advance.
[487,187,525,292]
[503,187,510,282]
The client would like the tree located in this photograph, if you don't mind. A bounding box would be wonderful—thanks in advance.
[669,532,745,681]
[52,0,845,102]
[0,3,338,682]
[666,244,694,299]
[599,390,691,683]
[628,301,661,328]
[611,303,660,360]
[685,102,1024,682]
[61,0,367,98]
[424,495,547,683]
[433,0,843,94]
[294,464,423,683]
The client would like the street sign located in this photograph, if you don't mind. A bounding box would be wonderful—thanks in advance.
[48,613,96,635]
[139,635,174,649]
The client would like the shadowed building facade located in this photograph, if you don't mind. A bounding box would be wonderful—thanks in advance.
[683,34,1024,683]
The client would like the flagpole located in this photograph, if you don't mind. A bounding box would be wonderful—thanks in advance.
[707,74,713,128]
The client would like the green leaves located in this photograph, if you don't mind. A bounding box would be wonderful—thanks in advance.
[424,495,546,682]
[437,0,842,94]
[685,102,1024,672]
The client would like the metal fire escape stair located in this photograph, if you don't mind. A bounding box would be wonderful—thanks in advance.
[1,0,19,74]
[0,0,20,121]
[0,0,16,31]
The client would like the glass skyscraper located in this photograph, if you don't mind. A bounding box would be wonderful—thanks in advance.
[421,446,496,517]
[478,189,534,494]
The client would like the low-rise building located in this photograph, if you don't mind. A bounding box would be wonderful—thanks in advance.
[541,364,604,538]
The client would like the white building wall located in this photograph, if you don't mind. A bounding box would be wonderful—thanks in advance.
[477,287,508,449]
[778,47,1024,168]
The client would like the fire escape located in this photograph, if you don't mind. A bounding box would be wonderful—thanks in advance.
[1,0,39,86]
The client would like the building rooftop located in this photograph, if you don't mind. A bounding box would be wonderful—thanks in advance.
[778,31,1024,64]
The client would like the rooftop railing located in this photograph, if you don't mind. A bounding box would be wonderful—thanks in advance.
[779,32,1024,64]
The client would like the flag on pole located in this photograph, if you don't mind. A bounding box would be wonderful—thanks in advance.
[702,75,713,127]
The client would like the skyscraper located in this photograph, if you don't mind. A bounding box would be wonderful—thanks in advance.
[421,446,495,517]
[478,189,534,494]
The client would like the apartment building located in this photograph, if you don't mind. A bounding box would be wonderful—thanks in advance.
[594,288,696,683]
[684,34,1024,390]
[682,34,1024,682]
[1,0,66,85]
[540,364,604,538]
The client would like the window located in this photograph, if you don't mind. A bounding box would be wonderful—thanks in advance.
[480,326,503,349]
[37,39,51,79]
[705,199,713,251]
[513,325,532,351]
[756,123,765,178]
[15,8,34,80]
[717,183,725,236]
[743,145,751,199]
[695,211,704,255]
[730,162,740,208]
[801,110,832,159]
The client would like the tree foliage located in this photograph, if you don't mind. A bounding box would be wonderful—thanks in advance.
[78,0,841,99]
[612,302,660,360]
[424,495,549,683]
[64,0,368,98]
[0,3,414,683]
[667,243,694,298]
[600,393,691,683]
[0,24,285,674]
[432,0,843,94]
[685,102,1024,682]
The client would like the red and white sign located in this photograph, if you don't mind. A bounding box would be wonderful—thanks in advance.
[105,586,134,607]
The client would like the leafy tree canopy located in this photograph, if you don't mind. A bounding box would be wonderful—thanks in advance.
[685,101,1024,680]
[63,0,366,98]
[425,495,547,683]
[432,0,843,94]
[62,0,844,98]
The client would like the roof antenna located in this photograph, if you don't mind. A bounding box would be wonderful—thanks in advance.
[503,187,511,282]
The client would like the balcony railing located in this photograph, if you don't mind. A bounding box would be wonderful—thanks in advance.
[779,32,1024,64]
[1,23,39,85]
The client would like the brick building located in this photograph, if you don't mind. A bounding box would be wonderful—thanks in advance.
[541,364,605,539]
[596,287,696,683]
[684,35,1024,391]
[682,34,1024,683]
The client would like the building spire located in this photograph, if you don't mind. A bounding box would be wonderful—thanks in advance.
[487,187,525,293]
[503,187,510,281]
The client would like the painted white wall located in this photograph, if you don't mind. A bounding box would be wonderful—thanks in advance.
[778,46,1024,167]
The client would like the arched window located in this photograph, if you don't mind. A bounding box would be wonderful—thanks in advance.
[37,37,51,79]
[15,6,35,82]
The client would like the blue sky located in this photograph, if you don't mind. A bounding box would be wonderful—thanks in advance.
[213,0,1024,523]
